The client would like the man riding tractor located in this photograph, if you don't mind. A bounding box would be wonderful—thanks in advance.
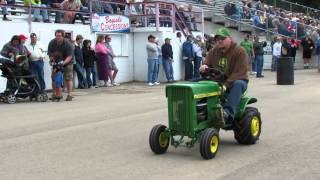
[200,27,249,127]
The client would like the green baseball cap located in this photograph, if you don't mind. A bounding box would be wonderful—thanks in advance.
[214,27,231,38]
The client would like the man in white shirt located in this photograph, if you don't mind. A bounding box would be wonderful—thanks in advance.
[272,37,282,72]
[192,35,203,81]
[26,33,46,90]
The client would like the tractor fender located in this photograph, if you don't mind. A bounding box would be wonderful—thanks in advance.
[235,97,258,119]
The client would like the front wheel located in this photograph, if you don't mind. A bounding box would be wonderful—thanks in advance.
[37,93,48,102]
[233,107,262,144]
[200,128,220,159]
[6,94,16,104]
[149,124,170,154]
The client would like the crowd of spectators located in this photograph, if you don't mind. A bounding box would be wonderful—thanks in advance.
[0,30,121,102]
[224,0,320,41]
[0,0,128,24]
[1,0,203,32]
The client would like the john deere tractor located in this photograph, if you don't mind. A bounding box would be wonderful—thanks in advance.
[149,68,261,159]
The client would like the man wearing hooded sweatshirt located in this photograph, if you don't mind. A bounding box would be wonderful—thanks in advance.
[200,27,249,127]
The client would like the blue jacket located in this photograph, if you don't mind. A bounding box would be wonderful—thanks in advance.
[182,41,194,60]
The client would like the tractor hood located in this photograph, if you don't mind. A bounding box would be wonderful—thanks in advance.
[166,81,221,99]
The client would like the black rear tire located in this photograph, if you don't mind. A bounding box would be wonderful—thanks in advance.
[149,124,170,154]
[233,107,262,144]
[200,128,220,159]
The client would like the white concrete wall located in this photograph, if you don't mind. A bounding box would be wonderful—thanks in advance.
[132,28,187,83]
[0,21,132,91]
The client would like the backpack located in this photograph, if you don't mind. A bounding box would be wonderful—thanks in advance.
[224,3,236,16]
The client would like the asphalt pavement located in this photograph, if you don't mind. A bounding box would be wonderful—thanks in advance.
[0,70,319,180]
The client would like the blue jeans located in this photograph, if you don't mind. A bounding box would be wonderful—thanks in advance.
[147,59,158,83]
[225,80,248,118]
[85,66,97,87]
[31,60,45,90]
[33,4,48,20]
[255,54,264,76]
[184,58,193,80]
[272,55,279,71]
[162,58,174,81]
[74,62,86,87]
[193,56,202,80]
[1,7,8,15]
[55,10,63,23]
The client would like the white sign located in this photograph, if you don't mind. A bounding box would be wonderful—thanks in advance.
[91,13,130,33]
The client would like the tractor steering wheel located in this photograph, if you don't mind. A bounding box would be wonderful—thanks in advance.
[200,67,225,83]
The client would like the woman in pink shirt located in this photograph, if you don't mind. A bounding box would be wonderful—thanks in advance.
[95,35,110,86]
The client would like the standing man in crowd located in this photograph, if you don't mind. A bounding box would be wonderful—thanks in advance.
[48,29,74,101]
[301,36,315,69]
[74,34,86,89]
[1,0,12,21]
[240,34,255,75]
[105,35,120,86]
[253,36,266,78]
[161,37,174,83]
[26,33,46,91]
[272,36,282,71]
[200,27,249,127]
[146,34,159,86]
[192,35,203,81]
[182,35,194,81]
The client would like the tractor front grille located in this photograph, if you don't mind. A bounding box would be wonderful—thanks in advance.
[167,87,194,135]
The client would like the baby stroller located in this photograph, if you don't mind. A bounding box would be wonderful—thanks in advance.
[0,57,48,104]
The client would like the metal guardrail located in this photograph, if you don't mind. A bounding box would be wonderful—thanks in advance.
[216,1,318,41]
[1,0,204,36]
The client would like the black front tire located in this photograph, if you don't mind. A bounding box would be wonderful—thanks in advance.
[149,124,170,154]
[233,107,262,145]
[37,93,48,102]
[200,128,220,160]
[6,94,16,104]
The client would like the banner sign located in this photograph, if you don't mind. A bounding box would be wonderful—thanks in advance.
[91,13,130,33]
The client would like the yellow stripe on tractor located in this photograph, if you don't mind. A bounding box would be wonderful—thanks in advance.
[194,92,221,99]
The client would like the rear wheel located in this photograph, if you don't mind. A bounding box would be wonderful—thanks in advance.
[200,128,220,159]
[233,107,262,144]
[149,124,170,154]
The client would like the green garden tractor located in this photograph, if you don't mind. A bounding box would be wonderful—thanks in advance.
[149,68,262,159]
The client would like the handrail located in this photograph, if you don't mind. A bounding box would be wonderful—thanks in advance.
[0,0,203,36]
[273,0,319,13]
[220,1,319,40]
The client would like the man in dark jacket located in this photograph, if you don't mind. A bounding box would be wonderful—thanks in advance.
[74,34,86,89]
[281,37,292,58]
[182,35,194,81]
[200,27,249,127]
[161,38,174,82]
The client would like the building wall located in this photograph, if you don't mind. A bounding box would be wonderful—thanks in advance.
[0,21,133,91]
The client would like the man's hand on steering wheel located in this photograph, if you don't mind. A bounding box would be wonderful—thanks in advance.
[200,64,208,73]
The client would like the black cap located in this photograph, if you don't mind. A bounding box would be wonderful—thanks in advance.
[30,33,37,38]
[148,34,156,40]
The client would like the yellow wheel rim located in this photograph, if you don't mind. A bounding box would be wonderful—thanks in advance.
[210,136,219,153]
[159,132,168,148]
[251,116,260,137]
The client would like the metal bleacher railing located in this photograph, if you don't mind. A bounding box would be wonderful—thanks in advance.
[264,0,320,17]
[0,0,204,37]
[204,0,319,42]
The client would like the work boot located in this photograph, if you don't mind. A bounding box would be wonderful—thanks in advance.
[216,107,233,128]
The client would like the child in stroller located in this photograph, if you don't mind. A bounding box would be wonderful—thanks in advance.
[50,53,64,102]
[0,57,48,104]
